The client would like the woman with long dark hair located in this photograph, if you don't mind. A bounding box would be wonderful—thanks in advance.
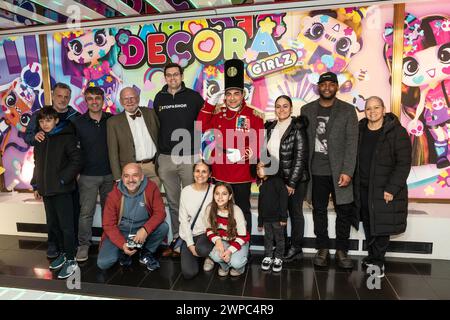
[178,160,215,279]
[261,95,309,262]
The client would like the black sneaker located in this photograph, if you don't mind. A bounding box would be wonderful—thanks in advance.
[361,256,375,268]
[47,243,60,259]
[119,252,132,267]
[139,251,160,271]
[283,247,303,262]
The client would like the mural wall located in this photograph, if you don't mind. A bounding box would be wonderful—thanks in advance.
[0,36,46,190]
[1,2,449,200]
[399,2,450,199]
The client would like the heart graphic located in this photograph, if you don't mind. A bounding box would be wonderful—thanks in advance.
[188,22,203,35]
[199,38,215,53]
[442,66,450,74]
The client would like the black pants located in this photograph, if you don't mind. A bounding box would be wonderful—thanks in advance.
[264,222,285,259]
[72,185,80,247]
[180,234,214,279]
[360,186,390,267]
[312,175,353,251]
[43,193,76,260]
[47,187,79,250]
[286,181,307,250]
[229,182,252,234]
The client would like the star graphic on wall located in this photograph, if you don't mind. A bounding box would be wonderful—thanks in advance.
[424,185,435,196]
[244,48,258,63]
[259,17,276,34]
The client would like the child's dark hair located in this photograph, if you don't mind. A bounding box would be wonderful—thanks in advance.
[208,182,237,240]
[37,106,58,121]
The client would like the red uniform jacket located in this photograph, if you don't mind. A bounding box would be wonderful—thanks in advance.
[197,100,264,183]
[101,179,166,249]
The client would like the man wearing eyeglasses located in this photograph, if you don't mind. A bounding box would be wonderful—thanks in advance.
[107,87,160,186]
[152,63,204,257]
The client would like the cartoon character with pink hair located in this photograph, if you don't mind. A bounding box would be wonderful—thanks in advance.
[63,29,122,113]
[384,13,450,168]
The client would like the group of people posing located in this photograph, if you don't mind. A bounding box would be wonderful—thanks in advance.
[28,59,412,281]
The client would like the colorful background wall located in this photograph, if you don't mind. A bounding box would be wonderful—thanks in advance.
[1,1,450,200]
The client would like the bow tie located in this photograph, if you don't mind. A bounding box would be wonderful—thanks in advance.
[130,110,142,120]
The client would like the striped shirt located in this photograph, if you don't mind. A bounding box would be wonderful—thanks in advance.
[205,204,250,253]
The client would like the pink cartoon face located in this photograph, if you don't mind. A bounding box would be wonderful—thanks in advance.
[298,15,361,73]
[67,29,115,64]
[402,43,450,87]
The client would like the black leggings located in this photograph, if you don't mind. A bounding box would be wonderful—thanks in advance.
[180,234,214,279]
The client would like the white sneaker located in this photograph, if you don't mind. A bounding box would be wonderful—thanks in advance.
[203,257,215,272]
[272,258,283,272]
[261,257,273,271]
[218,266,229,277]
[230,267,245,276]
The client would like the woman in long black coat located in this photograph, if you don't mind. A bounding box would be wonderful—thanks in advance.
[261,95,309,262]
[354,96,412,277]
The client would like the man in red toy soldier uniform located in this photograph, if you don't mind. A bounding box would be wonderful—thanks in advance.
[197,59,264,235]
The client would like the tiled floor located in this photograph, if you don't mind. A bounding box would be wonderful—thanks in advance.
[0,235,449,300]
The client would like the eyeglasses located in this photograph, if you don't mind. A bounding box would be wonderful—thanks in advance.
[165,72,181,78]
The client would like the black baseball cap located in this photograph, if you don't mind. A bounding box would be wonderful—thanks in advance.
[318,72,338,84]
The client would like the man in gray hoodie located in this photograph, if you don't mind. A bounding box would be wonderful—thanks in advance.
[97,163,168,271]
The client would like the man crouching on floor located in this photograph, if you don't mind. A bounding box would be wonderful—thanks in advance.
[97,163,169,271]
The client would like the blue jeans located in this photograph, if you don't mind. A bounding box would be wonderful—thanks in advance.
[209,241,249,271]
[97,222,169,270]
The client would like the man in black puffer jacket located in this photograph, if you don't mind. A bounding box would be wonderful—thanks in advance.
[263,95,310,262]
[31,107,82,279]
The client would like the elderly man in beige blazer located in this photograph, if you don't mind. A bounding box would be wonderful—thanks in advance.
[107,87,160,186]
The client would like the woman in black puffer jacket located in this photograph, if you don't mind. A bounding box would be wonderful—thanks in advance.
[354,96,412,276]
[261,95,310,261]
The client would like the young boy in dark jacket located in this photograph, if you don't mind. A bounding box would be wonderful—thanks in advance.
[31,107,82,279]
[257,165,288,272]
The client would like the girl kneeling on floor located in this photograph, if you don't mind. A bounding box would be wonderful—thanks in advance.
[205,182,250,277]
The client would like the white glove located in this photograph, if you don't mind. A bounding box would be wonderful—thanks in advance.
[226,148,242,163]
[208,90,224,105]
